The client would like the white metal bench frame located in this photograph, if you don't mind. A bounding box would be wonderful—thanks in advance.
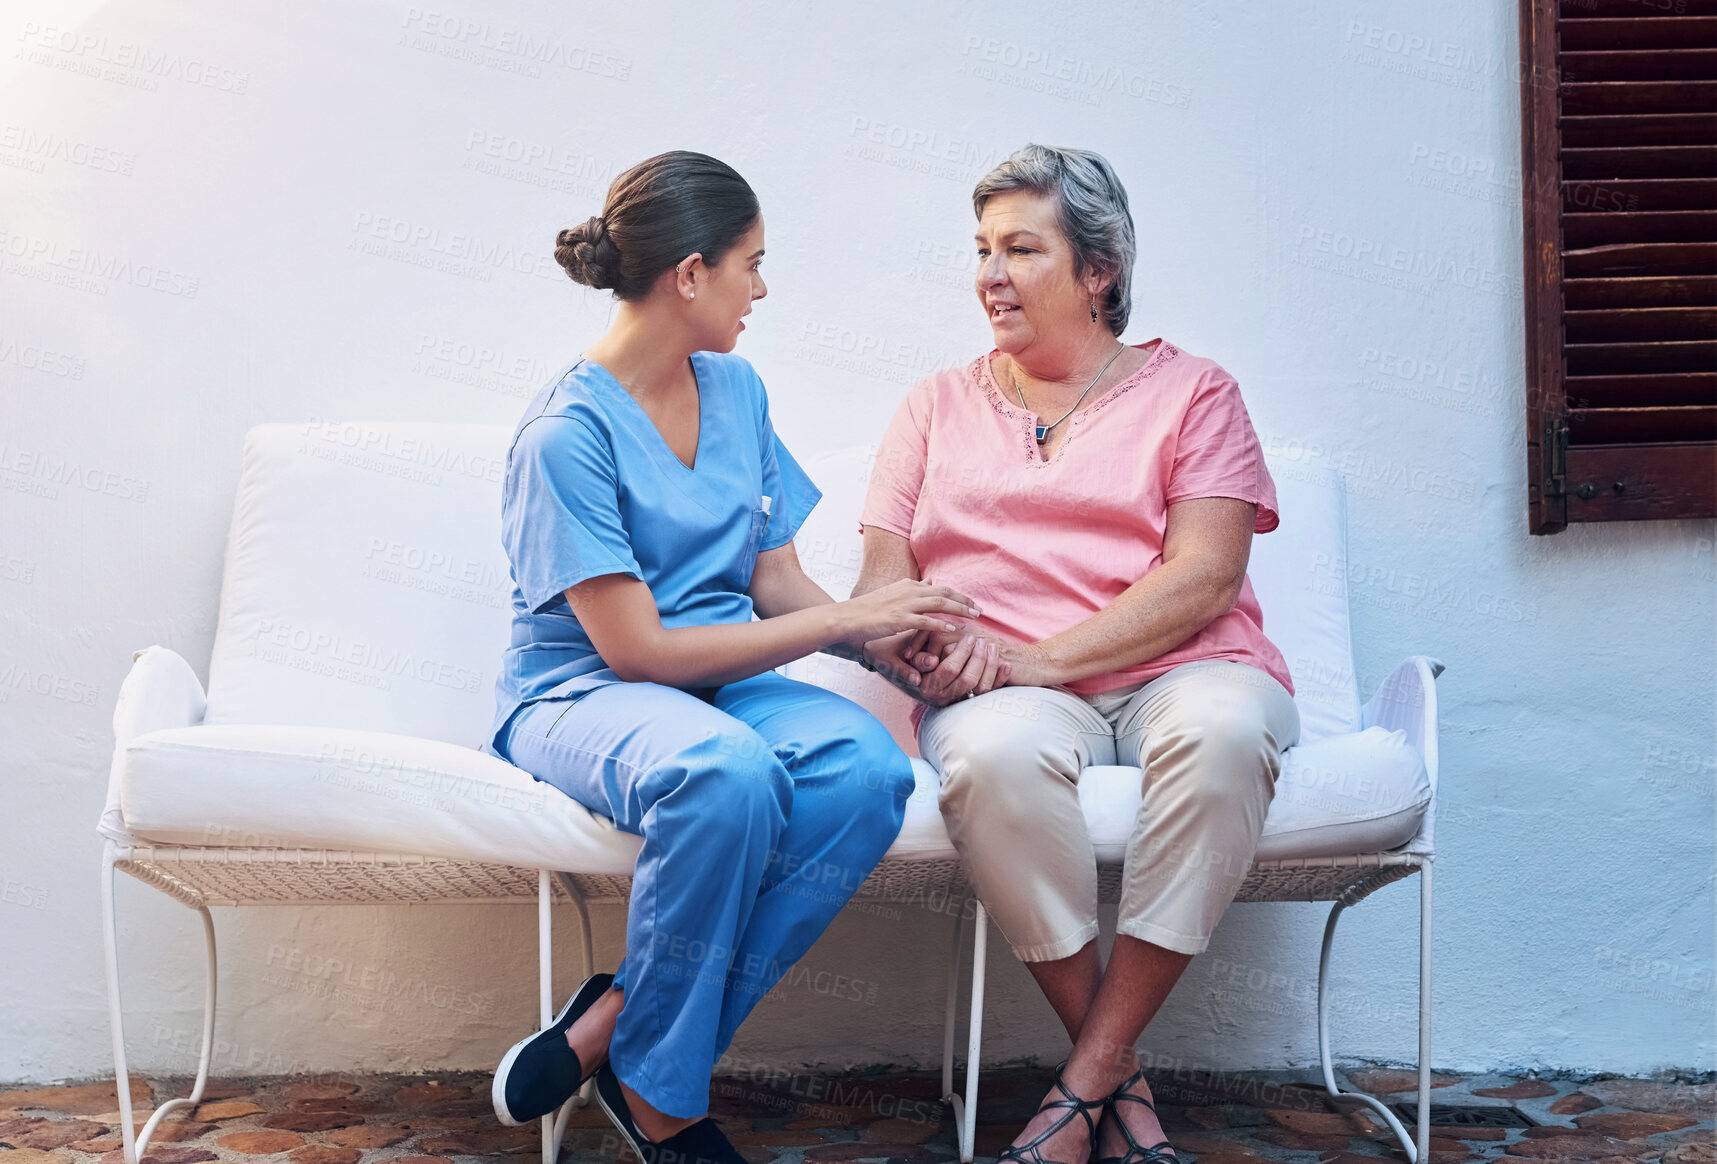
[102,655,1439,1164]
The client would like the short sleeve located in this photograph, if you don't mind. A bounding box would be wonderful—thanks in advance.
[503,416,642,613]
[860,382,930,539]
[1166,370,1280,533]
[756,386,822,552]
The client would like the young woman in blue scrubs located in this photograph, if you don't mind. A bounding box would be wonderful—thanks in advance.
[486,151,1006,1164]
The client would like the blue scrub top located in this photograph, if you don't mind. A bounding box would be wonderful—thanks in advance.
[487,350,823,754]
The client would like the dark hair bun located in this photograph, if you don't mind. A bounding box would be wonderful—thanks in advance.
[555,215,620,288]
[554,152,758,300]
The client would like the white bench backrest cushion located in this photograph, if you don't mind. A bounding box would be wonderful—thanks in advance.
[199,424,1358,750]
[203,423,515,747]
[781,446,1360,744]
[1247,458,1361,739]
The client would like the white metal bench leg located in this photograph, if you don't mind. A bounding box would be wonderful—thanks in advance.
[556,872,597,1112]
[539,871,567,1164]
[960,903,987,1163]
[557,872,595,984]
[102,839,218,1164]
[938,899,986,1163]
[1415,860,1434,1162]
[539,871,599,1164]
[1315,859,1433,1164]
[940,902,967,1103]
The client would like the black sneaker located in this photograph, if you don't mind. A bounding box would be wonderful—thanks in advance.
[491,971,614,1126]
[593,1062,746,1164]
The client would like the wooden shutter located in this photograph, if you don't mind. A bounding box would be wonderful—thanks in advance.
[1520,0,1717,533]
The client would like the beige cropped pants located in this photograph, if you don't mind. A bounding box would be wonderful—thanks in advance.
[919,660,1300,960]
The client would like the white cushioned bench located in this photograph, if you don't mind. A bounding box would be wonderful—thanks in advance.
[99,423,1443,1164]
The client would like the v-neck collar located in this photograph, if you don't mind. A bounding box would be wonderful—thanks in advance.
[978,339,1174,466]
[581,352,705,474]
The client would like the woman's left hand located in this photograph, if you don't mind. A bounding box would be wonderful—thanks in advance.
[914,633,1007,704]
[915,628,1059,696]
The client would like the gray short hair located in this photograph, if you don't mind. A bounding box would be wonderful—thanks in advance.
[972,144,1136,335]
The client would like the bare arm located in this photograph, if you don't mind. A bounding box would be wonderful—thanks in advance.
[855,525,1008,701]
[746,540,873,667]
[988,496,1257,687]
[748,539,840,619]
[853,524,920,596]
[567,561,978,690]
[850,526,933,693]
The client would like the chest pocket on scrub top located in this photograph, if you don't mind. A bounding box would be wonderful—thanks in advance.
[738,495,771,584]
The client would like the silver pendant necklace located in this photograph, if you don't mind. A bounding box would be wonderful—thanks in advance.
[1007,343,1127,443]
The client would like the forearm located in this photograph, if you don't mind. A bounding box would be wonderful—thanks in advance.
[845,526,936,685]
[853,526,918,599]
[747,546,868,665]
[575,545,975,690]
[751,564,864,664]
[1035,560,1239,686]
[751,557,838,620]
[634,606,845,688]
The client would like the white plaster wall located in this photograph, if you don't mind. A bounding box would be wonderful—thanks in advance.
[1,0,1712,1084]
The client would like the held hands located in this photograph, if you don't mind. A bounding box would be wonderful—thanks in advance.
[906,628,1006,705]
[837,580,1058,705]
[859,625,1059,706]
[833,581,980,702]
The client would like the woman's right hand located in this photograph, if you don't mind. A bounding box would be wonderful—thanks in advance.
[835,579,979,647]
[912,629,1011,705]
[857,625,1012,705]
[860,628,931,692]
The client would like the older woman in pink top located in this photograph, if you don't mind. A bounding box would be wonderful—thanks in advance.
[855,144,1300,1164]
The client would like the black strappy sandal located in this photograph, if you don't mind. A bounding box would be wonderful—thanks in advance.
[1096,1065,1180,1164]
[997,1061,1109,1164]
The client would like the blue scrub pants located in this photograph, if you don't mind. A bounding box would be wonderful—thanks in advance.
[496,668,915,1119]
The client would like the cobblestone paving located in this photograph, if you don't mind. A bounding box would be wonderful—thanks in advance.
[0,1067,1710,1164]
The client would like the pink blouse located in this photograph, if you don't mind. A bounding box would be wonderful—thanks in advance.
[861,340,1294,711]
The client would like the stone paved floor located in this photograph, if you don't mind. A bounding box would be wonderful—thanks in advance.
[0,1067,1710,1164]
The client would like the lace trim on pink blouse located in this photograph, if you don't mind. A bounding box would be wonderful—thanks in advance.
[968,342,1181,466]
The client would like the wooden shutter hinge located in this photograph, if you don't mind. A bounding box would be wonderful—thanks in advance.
[1543,415,1568,499]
